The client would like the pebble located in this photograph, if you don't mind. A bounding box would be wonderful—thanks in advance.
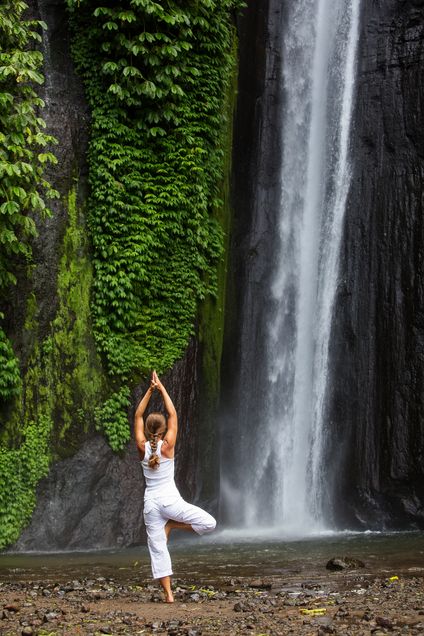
[376,616,394,629]
[0,571,422,636]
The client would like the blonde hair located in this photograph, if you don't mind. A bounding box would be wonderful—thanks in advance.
[145,412,166,469]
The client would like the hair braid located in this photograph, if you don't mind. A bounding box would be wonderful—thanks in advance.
[145,412,166,470]
[148,433,160,469]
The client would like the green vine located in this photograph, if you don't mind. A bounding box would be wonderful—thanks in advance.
[0,188,105,548]
[0,0,58,401]
[0,415,52,549]
[0,318,21,400]
[66,1,242,419]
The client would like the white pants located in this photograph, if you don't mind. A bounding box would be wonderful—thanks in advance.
[144,496,216,579]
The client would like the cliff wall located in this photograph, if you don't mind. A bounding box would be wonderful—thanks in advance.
[329,0,424,528]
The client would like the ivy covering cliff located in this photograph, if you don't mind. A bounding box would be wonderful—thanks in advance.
[0,1,59,547]
[0,0,240,548]
[0,0,58,401]
[66,0,242,449]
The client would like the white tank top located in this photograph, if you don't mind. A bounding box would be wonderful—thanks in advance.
[141,440,179,500]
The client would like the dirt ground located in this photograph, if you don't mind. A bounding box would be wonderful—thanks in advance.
[1,564,424,635]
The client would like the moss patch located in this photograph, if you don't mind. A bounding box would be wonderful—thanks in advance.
[0,187,106,549]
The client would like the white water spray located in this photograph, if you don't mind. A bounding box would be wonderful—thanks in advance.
[223,0,361,534]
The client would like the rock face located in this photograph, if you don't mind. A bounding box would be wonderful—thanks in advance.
[222,0,424,530]
[10,0,424,549]
[328,0,424,528]
[13,339,200,551]
[7,0,90,353]
[8,0,203,551]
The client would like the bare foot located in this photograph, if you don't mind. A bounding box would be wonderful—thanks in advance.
[165,592,174,603]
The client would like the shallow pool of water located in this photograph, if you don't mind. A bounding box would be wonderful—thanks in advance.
[1,531,423,585]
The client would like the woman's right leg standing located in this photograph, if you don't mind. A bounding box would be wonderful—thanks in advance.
[144,503,173,578]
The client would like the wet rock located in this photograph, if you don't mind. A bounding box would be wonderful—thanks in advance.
[234,601,256,613]
[92,591,108,600]
[376,616,394,629]
[329,0,424,530]
[326,557,365,571]
[234,601,246,612]
[249,579,272,589]
[150,592,163,603]
[122,617,134,625]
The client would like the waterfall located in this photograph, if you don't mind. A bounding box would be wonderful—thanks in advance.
[221,0,360,533]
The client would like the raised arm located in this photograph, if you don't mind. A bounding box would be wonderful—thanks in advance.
[134,375,157,458]
[153,370,178,453]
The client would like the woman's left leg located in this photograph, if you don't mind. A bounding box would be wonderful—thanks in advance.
[165,520,193,541]
[164,499,216,537]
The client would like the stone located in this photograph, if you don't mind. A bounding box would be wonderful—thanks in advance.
[376,616,394,629]
[326,557,365,571]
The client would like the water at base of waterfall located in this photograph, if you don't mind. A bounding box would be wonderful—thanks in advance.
[1,533,423,584]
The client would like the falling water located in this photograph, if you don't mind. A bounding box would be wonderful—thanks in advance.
[221,0,360,533]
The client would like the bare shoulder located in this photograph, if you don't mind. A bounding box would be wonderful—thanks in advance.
[161,439,175,459]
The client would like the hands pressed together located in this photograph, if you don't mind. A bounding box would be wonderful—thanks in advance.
[149,370,163,393]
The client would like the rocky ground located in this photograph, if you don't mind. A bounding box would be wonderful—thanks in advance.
[1,565,424,636]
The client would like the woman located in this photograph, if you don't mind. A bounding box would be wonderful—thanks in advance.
[134,371,216,603]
